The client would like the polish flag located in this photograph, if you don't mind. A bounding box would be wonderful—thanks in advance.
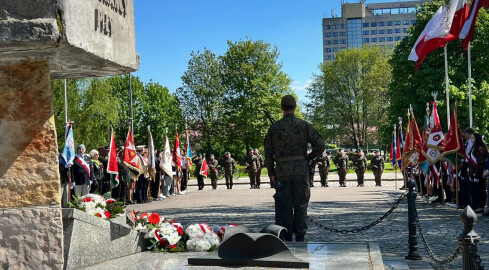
[409,0,469,69]
[200,157,208,177]
[460,0,489,50]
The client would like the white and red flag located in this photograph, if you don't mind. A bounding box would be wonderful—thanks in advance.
[123,127,142,174]
[147,127,156,180]
[422,101,445,163]
[409,0,469,69]
[200,157,208,177]
[107,128,119,187]
[159,135,173,177]
[460,0,489,49]
[172,132,182,169]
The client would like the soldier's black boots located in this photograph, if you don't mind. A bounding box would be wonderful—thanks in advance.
[283,233,293,242]
[295,234,305,242]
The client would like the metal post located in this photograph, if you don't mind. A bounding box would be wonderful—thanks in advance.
[468,43,473,128]
[405,179,422,260]
[64,79,68,124]
[129,73,134,133]
[444,46,450,130]
[459,206,482,270]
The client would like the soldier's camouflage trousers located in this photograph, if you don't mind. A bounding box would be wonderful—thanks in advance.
[255,168,262,187]
[248,168,256,187]
[319,169,329,186]
[373,170,383,186]
[277,174,310,236]
[338,169,347,186]
[356,168,365,185]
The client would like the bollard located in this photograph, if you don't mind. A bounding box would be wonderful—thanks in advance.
[459,206,482,270]
[405,179,422,260]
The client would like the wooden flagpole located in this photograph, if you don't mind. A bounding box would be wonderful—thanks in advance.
[468,42,473,128]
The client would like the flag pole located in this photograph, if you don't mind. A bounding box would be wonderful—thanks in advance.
[468,42,473,128]
[64,79,68,124]
[129,74,134,133]
[456,158,459,209]
[394,124,398,190]
[444,46,450,129]
[63,79,73,205]
[185,124,191,193]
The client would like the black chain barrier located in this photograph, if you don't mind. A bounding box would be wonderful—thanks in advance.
[413,203,462,265]
[307,193,406,234]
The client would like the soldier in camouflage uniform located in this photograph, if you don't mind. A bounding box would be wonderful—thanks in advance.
[334,148,349,187]
[220,152,236,189]
[353,148,367,187]
[254,149,264,189]
[371,150,384,186]
[317,150,330,187]
[245,149,257,189]
[207,154,219,190]
[264,95,325,242]
[308,149,317,187]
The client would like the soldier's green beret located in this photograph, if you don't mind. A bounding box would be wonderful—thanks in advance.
[357,148,362,152]
[210,154,214,157]
[198,153,202,156]
[225,152,230,155]
[374,150,379,153]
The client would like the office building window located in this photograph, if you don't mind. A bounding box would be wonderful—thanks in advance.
[340,39,346,44]
[333,40,339,44]
[395,21,401,25]
[379,30,385,34]
[348,18,362,48]
[371,22,377,27]
[332,24,338,29]
[333,32,338,37]
[371,38,377,42]
[340,24,346,29]
[363,38,370,43]
[333,47,340,52]
[325,48,332,52]
[387,29,393,34]
[363,31,369,35]
[341,32,347,36]
[395,36,401,41]
[363,22,369,27]
[325,40,331,45]
[379,22,385,26]
[371,30,377,35]
[325,55,332,60]
[411,20,416,25]
[325,33,331,37]
[325,25,330,30]
[379,37,385,42]
[395,29,401,33]
[387,21,393,26]
[403,28,408,33]
[387,37,393,41]
[403,20,410,25]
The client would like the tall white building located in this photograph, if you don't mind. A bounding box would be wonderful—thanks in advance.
[323,0,427,61]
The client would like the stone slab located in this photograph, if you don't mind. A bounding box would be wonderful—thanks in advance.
[80,242,385,270]
[62,208,145,270]
[0,0,139,78]
[0,206,64,269]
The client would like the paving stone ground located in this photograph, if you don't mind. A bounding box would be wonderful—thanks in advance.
[127,172,489,269]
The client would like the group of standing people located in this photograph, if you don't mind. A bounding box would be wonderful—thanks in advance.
[192,152,237,190]
[245,149,265,189]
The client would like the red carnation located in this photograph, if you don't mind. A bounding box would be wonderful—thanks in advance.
[95,213,102,218]
[139,213,149,219]
[82,197,92,202]
[106,198,116,204]
[170,244,177,250]
[169,219,176,224]
[177,227,184,235]
[148,213,160,225]
[104,211,111,219]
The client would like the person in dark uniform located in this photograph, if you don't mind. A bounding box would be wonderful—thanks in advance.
[308,149,317,187]
[192,154,204,190]
[254,148,264,189]
[208,154,219,190]
[353,148,367,187]
[371,150,384,186]
[220,152,236,189]
[264,95,325,242]
[334,148,349,187]
[317,150,330,187]
[245,149,256,189]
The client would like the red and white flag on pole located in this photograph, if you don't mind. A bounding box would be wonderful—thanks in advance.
[107,128,119,187]
[200,157,208,177]
[172,132,182,169]
[123,127,142,175]
[409,0,469,69]
[460,0,489,49]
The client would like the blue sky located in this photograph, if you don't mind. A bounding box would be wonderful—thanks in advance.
[133,0,398,102]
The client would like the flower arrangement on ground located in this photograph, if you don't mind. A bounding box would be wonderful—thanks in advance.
[133,212,187,252]
[69,194,124,220]
[185,223,221,252]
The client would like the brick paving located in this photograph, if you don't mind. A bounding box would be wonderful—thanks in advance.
[127,173,489,269]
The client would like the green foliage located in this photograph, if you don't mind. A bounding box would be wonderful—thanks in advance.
[307,46,392,149]
[387,0,489,146]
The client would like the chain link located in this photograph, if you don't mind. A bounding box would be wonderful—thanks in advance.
[307,193,406,234]
[414,203,461,265]
[469,245,484,270]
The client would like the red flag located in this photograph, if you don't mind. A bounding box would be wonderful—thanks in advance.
[172,132,182,169]
[460,0,489,50]
[107,128,119,186]
[200,157,208,177]
[123,127,141,174]
[443,107,465,166]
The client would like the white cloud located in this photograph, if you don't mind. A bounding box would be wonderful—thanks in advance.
[290,79,313,91]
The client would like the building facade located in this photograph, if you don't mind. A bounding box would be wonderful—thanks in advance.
[322,0,427,61]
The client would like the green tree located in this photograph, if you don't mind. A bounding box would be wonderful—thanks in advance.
[307,46,392,149]
[52,79,82,152]
[221,39,292,157]
[177,49,226,156]
[387,0,489,145]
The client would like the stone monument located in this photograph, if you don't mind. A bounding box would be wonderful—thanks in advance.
[0,0,138,268]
